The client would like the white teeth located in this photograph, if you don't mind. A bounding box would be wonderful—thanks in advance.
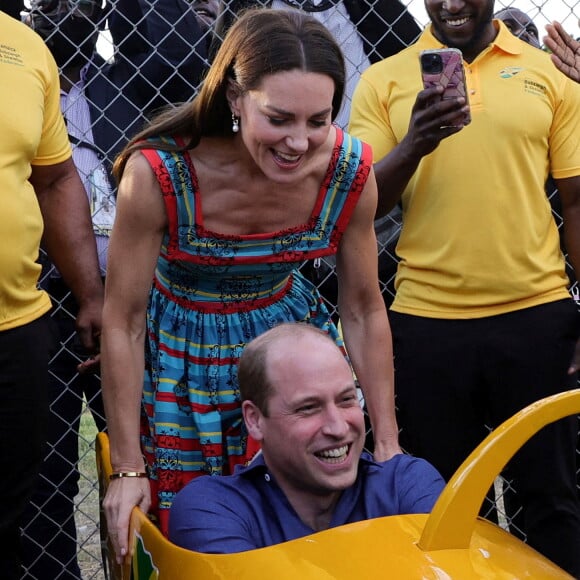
[447,17,469,26]
[317,445,348,459]
[276,151,300,162]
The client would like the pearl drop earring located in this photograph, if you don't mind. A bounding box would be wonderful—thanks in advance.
[232,114,240,133]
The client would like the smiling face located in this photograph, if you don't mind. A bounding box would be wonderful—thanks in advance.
[243,331,364,508]
[425,0,497,62]
[228,69,335,184]
[187,0,219,34]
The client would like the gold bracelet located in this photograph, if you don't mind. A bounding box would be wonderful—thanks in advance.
[110,471,148,480]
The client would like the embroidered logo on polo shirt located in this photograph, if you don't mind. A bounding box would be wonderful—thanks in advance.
[499,67,524,78]
[523,79,547,96]
[499,67,548,96]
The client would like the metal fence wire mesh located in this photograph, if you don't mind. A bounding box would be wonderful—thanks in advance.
[17,0,580,578]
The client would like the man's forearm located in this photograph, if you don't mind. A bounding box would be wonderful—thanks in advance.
[35,166,103,304]
[557,176,580,288]
[562,205,580,287]
[374,139,423,218]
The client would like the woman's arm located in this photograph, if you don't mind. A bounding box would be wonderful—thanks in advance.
[336,167,401,462]
[101,151,167,563]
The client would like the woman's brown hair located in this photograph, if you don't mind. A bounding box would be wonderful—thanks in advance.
[113,8,345,182]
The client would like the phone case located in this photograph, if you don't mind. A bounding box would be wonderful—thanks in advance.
[420,48,471,124]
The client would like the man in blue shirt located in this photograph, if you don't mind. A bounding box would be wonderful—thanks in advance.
[169,323,444,553]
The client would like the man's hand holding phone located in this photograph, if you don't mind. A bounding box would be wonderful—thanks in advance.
[401,84,469,161]
[396,48,471,167]
[399,48,470,160]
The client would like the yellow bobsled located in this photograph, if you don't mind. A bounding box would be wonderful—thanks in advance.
[97,389,580,579]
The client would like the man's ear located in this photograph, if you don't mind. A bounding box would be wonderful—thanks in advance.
[242,400,265,442]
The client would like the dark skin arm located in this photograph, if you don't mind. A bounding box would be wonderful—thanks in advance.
[555,174,580,374]
[373,86,469,218]
[30,158,104,355]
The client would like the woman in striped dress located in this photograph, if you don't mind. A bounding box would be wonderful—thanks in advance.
[101,8,399,563]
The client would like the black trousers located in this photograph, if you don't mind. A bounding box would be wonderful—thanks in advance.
[20,280,106,579]
[390,299,580,578]
[0,314,53,580]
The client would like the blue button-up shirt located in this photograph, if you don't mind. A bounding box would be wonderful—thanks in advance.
[169,452,445,553]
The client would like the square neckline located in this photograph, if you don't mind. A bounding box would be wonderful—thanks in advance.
[177,127,344,241]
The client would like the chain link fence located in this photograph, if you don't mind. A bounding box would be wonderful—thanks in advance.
[17,0,580,577]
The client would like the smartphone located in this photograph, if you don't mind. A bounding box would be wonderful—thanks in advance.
[420,48,471,125]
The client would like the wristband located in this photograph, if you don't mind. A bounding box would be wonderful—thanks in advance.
[109,471,148,480]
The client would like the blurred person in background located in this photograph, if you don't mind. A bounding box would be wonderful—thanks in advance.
[20,1,213,577]
[0,10,102,579]
[189,0,221,38]
[494,6,540,48]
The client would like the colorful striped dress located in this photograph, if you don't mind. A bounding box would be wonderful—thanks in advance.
[140,127,371,535]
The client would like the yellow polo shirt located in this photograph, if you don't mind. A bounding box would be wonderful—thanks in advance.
[0,12,72,330]
[350,21,580,318]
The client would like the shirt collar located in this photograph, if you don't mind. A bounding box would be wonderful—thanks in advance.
[492,19,526,55]
[417,19,523,57]
[60,63,91,97]
[80,62,90,83]
[236,452,268,477]
[236,451,380,533]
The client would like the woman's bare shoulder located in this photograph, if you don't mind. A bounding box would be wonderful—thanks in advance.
[116,151,167,229]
